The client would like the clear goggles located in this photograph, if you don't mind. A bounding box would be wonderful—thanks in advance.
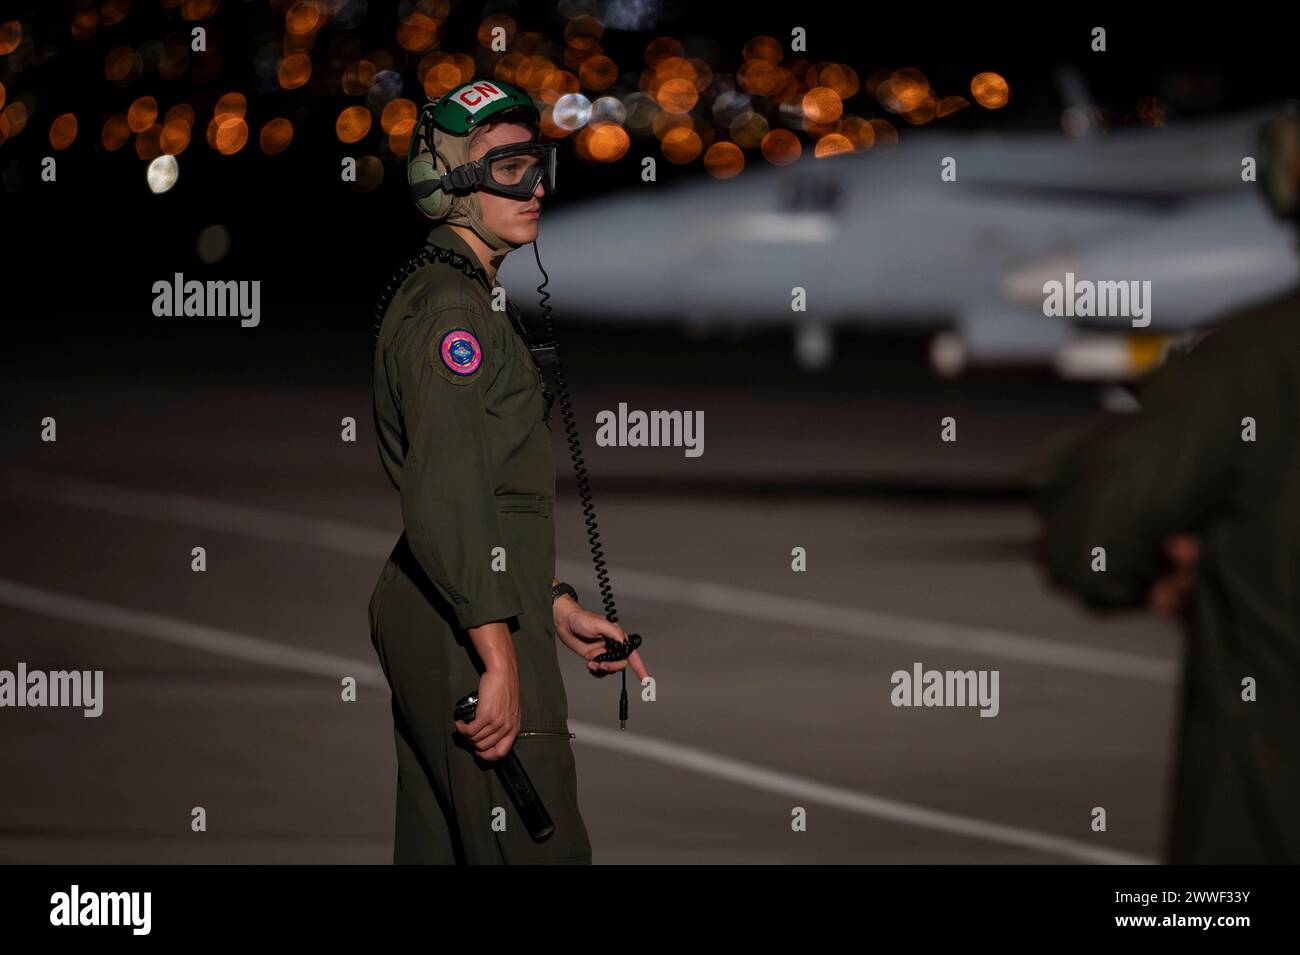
[475,141,557,199]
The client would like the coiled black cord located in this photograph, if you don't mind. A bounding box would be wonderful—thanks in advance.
[531,241,639,728]
[370,243,462,363]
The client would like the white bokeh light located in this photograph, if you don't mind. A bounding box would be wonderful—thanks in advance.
[552,93,593,131]
[146,154,179,194]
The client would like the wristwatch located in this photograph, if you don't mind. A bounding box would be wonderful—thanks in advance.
[551,581,578,605]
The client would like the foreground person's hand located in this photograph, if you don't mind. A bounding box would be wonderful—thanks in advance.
[1148,534,1200,618]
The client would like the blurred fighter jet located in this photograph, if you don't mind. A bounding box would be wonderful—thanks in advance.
[501,105,1298,378]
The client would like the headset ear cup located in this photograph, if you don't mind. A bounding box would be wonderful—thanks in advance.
[408,143,447,219]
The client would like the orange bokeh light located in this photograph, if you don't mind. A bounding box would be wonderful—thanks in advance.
[813,132,853,158]
[398,13,439,52]
[260,117,293,155]
[661,125,701,163]
[381,98,417,134]
[971,72,1010,109]
[214,92,247,119]
[802,87,842,124]
[127,96,158,132]
[278,52,312,89]
[742,36,782,64]
[761,128,801,165]
[586,123,630,161]
[101,115,131,151]
[578,55,618,91]
[336,105,372,143]
[48,113,79,150]
[214,117,249,154]
[423,54,474,98]
[71,7,100,41]
[388,122,415,156]
[161,118,191,154]
[2,101,27,135]
[879,69,929,113]
[538,69,580,105]
[644,36,683,67]
[811,62,860,99]
[704,141,744,179]
[902,93,937,125]
[564,15,603,50]
[285,1,320,36]
[737,59,780,96]
[656,77,698,114]
[165,103,196,128]
[135,123,163,160]
[0,20,21,56]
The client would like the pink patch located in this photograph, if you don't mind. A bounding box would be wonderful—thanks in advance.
[439,328,482,375]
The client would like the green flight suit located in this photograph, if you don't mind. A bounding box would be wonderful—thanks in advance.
[368,222,592,864]
[1037,286,1300,863]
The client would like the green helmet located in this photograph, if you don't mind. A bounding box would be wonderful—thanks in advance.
[407,79,549,220]
[426,78,540,134]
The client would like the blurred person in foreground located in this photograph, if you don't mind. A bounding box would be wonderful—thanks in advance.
[1037,111,1300,864]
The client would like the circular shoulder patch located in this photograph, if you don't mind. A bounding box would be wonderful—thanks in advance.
[437,327,482,376]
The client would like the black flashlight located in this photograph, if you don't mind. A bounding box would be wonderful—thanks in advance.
[454,691,555,842]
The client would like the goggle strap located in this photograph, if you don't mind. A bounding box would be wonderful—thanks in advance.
[442,163,481,192]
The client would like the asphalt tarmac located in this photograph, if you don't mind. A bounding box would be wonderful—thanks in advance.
[0,322,1181,864]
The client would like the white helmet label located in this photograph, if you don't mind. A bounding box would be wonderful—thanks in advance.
[453,82,508,113]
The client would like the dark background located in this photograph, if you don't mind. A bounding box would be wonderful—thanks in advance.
[3,3,1296,326]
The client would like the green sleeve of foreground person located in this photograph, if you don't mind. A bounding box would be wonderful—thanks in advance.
[1038,288,1300,863]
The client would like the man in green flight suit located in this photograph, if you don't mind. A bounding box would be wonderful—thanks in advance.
[368,79,649,864]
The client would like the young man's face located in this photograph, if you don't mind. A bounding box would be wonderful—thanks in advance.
[469,120,544,246]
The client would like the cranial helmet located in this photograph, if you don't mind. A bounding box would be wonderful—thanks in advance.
[407,79,557,253]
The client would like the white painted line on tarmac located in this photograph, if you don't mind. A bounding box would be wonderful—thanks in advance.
[0,576,1152,865]
[7,471,1177,682]
[558,561,1177,683]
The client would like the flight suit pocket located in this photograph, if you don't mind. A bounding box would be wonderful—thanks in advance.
[494,492,551,515]
[517,717,573,738]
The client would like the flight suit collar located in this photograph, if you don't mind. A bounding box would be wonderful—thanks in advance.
[426,221,491,280]
[425,220,529,346]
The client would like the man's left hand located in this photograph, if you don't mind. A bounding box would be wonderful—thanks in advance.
[554,598,650,682]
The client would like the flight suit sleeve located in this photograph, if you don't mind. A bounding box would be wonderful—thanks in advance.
[394,301,524,630]
[1036,339,1247,607]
